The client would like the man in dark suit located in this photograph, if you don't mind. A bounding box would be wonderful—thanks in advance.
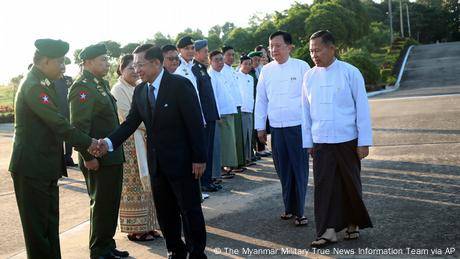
[97,45,207,259]
[192,39,221,192]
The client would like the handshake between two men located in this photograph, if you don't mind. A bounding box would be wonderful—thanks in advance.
[84,139,110,171]
[85,139,206,179]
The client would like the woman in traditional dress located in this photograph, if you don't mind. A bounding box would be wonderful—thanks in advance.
[111,54,160,241]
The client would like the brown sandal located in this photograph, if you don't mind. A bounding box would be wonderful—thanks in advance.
[127,232,156,242]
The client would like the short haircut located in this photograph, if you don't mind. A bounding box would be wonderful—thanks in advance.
[33,50,46,65]
[144,46,164,63]
[117,54,133,76]
[310,30,335,45]
[161,44,177,54]
[133,43,154,54]
[221,46,234,54]
[209,50,222,60]
[269,31,292,45]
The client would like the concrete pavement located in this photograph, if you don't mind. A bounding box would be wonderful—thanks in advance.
[1,42,460,258]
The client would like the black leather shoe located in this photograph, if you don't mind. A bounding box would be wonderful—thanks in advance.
[65,158,77,167]
[201,185,219,192]
[168,251,187,259]
[94,251,121,259]
[111,248,129,258]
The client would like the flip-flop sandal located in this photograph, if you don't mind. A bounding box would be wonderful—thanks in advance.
[294,216,308,226]
[232,167,246,173]
[221,173,234,179]
[344,230,360,240]
[149,230,162,238]
[280,213,293,220]
[127,233,156,242]
[310,237,337,248]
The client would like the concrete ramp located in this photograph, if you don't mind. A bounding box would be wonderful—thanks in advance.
[383,41,460,98]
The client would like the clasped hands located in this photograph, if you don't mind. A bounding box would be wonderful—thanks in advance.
[87,138,109,158]
[84,139,110,171]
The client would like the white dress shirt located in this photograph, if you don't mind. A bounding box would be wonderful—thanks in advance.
[221,64,243,107]
[174,56,206,124]
[175,55,198,90]
[301,59,373,148]
[208,68,237,116]
[236,71,254,113]
[105,69,165,151]
[254,57,310,130]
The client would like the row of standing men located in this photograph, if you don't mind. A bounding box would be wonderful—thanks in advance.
[10,29,373,259]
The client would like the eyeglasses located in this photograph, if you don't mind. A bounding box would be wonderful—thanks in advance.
[166,56,180,62]
[132,62,152,69]
[212,57,224,62]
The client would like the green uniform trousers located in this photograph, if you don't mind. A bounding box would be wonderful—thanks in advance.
[12,173,61,259]
[219,114,238,167]
[234,107,245,167]
[80,163,123,258]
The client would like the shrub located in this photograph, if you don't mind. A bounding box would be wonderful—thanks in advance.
[380,68,392,82]
[0,113,14,123]
[341,48,380,85]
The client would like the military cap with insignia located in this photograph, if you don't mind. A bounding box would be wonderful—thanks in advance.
[194,39,208,51]
[240,55,251,63]
[35,38,69,58]
[79,43,107,61]
[248,51,263,58]
[176,36,194,49]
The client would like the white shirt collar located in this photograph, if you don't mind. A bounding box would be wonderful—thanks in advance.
[179,55,194,66]
[149,68,164,90]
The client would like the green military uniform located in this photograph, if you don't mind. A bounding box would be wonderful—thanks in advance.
[9,39,93,259]
[69,44,124,258]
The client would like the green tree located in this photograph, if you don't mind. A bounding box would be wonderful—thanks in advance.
[341,48,380,85]
[305,2,358,48]
[224,27,253,52]
[145,32,173,47]
[355,22,391,52]
[207,34,223,51]
[121,43,140,55]
[100,40,122,59]
[207,25,223,50]
[252,20,278,48]
[274,3,311,45]
[175,28,205,43]
[73,49,82,64]
[221,22,236,42]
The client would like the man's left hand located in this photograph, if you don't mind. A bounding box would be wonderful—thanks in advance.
[357,146,369,160]
[192,163,206,179]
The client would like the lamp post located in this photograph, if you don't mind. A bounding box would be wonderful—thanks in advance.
[388,0,394,43]
[399,0,404,37]
[406,3,411,38]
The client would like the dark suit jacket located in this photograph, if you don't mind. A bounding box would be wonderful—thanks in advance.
[192,61,220,123]
[109,70,206,180]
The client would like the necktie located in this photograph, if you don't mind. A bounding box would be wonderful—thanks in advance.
[148,83,156,115]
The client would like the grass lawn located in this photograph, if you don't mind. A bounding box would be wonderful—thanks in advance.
[0,86,15,108]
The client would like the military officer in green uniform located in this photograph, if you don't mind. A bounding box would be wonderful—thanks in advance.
[9,38,98,259]
[69,43,128,259]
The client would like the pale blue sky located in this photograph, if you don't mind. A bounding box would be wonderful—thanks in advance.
[0,0,311,83]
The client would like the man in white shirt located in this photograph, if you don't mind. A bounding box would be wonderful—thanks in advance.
[221,46,246,172]
[174,36,198,91]
[161,44,180,74]
[208,50,238,180]
[255,31,311,226]
[301,30,373,248]
[237,55,255,165]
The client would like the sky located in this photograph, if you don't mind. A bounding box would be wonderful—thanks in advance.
[0,0,311,84]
